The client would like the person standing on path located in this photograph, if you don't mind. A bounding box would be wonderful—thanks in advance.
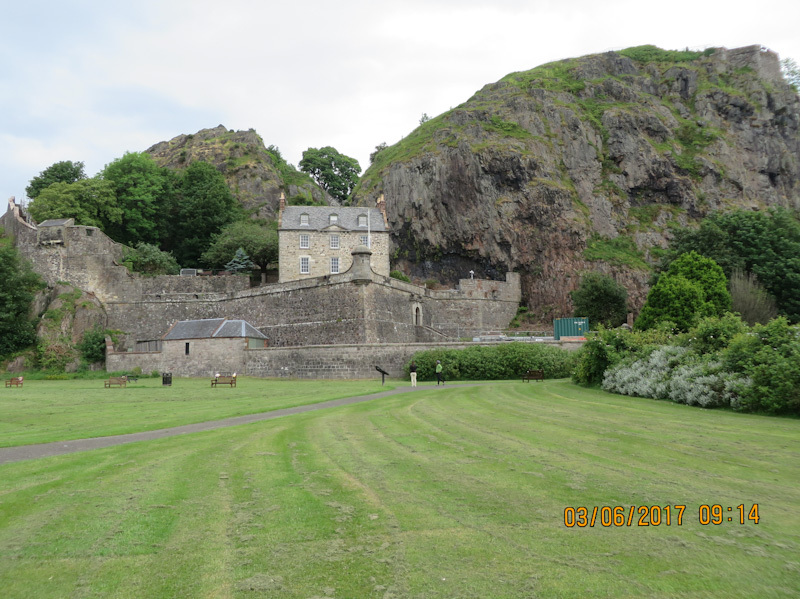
[410,361,418,387]
[435,360,444,385]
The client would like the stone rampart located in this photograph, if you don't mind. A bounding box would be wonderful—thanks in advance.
[108,339,584,379]
[4,198,522,352]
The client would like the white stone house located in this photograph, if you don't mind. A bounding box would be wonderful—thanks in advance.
[277,196,390,283]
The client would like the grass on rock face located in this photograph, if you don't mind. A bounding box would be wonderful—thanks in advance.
[0,380,798,598]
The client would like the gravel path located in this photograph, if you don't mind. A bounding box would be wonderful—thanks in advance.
[0,383,477,465]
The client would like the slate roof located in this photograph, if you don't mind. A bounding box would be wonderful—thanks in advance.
[280,206,387,232]
[38,218,74,227]
[163,318,266,340]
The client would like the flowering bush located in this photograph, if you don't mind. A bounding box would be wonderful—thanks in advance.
[602,348,752,409]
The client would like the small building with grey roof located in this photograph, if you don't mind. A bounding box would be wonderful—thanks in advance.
[161,318,267,376]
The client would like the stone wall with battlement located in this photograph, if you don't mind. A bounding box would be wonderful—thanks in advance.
[3,198,522,353]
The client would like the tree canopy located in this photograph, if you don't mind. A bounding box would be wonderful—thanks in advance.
[122,243,180,276]
[664,208,800,322]
[26,160,86,199]
[299,146,361,203]
[27,178,122,229]
[201,219,278,273]
[101,152,175,247]
[165,161,240,267]
[569,272,628,328]
[636,252,729,331]
[0,236,44,357]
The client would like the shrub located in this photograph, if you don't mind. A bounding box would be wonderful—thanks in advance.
[123,242,180,276]
[406,342,577,381]
[729,269,778,325]
[570,272,628,328]
[722,317,800,414]
[637,252,730,332]
[683,313,747,355]
[390,270,411,283]
[602,345,688,399]
[602,348,751,409]
[572,325,677,386]
[77,326,107,364]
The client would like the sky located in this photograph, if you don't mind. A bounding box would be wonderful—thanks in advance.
[2,0,799,211]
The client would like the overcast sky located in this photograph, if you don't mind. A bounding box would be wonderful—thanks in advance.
[2,0,799,210]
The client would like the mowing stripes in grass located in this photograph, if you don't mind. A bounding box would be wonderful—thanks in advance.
[0,380,798,597]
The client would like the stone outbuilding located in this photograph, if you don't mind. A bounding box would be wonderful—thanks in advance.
[277,195,390,282]
[160,318,267,376]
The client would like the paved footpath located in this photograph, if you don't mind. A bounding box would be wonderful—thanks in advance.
[0,383,478,465]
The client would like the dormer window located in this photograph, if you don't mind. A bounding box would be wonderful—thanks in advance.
[329,213,338,225]
[300,213,309,226]
[358,214,367,227]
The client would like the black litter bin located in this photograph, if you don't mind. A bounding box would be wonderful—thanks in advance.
[162,372,172,386]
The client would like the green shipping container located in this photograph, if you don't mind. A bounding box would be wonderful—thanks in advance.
[553,317,589,340]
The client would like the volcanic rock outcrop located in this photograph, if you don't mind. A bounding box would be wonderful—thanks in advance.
[353,45,800,319]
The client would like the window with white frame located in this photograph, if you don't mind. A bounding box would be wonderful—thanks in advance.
[330,234,339,249]
[359,235,370,247]
[300,213,309,226]
[358,214,367,227]
[299,234,309,249]
[330,257,339,274]
[329,213,338,225]
[300,256,310,274]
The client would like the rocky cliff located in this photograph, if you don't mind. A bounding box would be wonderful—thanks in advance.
[146,125,331,220]
[353,45,800,321]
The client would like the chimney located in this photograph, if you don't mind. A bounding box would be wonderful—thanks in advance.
[278,192,285,227]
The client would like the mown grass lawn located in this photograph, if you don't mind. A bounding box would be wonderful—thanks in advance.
[0,377,394,447]
[0,379,798,598]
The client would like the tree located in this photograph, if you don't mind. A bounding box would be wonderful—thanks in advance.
[77,325,108,365]
[27,178,122,229]
[122,242,180,276]
[26,160,86,199]
[664,208,800,322]
[781,57,800,89]
[166,161,240,267]
[225,248,256,274]
[635,274,707,332]
[299,146,361,203]
[570,272,628,328]
[0,236,44,357]
[370,142,388,164]
[663,251,730,316]
[419,113,431,125]
[636,252,729,331]
[201,220,278,277]
[101,152,175,247]
[729,269,778,326]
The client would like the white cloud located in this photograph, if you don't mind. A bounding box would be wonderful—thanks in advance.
[2,0,800,206]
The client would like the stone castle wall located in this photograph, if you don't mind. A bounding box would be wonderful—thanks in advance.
[4,198,524,378]
[108,339,583,379]
[103,271,520,350]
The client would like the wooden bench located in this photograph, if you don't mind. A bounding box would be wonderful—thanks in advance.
[104,376,127,388]
[211,375,236,387]
[5,377,23,388]
[522,369,544,382]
